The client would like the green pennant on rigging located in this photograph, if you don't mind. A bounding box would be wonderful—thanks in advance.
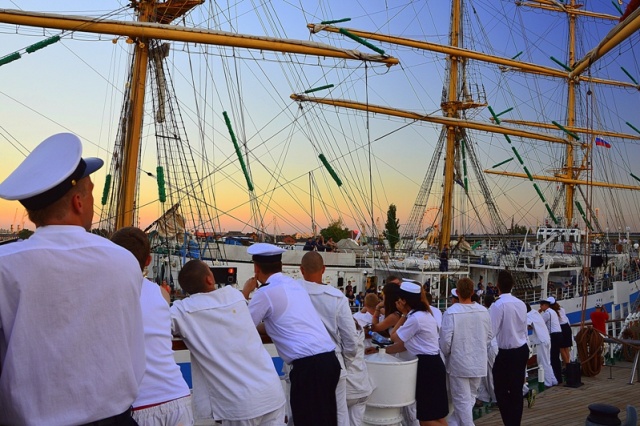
[26,36,61,54]
[318,154,343,187]
[223,111,254,192]
[157,166,167,203]
[101,174,112,206]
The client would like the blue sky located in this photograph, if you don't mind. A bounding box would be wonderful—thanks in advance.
[0,0,638,235]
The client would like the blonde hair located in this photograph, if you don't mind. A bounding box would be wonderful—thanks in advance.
[364,293,379,308]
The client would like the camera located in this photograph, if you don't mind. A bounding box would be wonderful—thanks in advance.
[209,266,238,286]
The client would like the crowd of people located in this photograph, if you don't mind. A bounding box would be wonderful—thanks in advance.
[0,132,612,426]
[303,235,338,252]
[367,271,536,425]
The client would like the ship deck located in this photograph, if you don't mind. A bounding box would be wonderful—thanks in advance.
[474,360,640,425]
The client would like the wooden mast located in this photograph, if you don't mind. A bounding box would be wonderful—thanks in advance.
[116,1,151,229]
[564,0,579,225]
[0,4,398,230]
[439,0,462,250]
[307,2,639,237]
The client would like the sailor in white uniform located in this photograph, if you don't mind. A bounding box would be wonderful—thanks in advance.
[539,296,563,385]
[171,259,286,425]
[299,251,359,426]
[386,281,449,424]
[526,303,557,387]
[344,319,375,426]
[490,270,528,426]
[111,227,193,426]
[439,277,492,426]
[0,133,145,425]
[242,243,341,426]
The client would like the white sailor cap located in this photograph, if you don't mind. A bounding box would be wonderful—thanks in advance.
[247,243,286,262]
[451,288,459,298]
[0,133,103,210]
[400,280,421,294]
[539,296,556,305]
[595,303,602,308]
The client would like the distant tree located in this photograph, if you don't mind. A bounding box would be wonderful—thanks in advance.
[509,223,528,235]
[320,220,350,242]
[384,204,400,254]
[17,229,34,240]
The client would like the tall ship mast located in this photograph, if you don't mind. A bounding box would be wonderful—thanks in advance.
[295,0,640,254]
[0,1,639,320]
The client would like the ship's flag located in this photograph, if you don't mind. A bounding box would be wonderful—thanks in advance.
[595,136,611,148]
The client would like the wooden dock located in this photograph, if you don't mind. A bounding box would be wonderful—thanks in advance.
[474,361,640,425]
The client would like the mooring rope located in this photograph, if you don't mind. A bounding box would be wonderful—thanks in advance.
[575,327,604,377]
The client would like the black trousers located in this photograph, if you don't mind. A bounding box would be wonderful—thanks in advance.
[493,344,529,426]
[290,351,341,426]
[81,408,137,426]
[550,331,563,384]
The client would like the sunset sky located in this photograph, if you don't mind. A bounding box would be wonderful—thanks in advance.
[1,0,639,236]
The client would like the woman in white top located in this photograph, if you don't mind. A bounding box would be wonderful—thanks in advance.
[552,300,573,366]
[386,281,448,426]
[370,283,402,337]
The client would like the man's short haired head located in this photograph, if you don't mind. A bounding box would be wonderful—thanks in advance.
[26,177,93,228]
[0,133,103,228]
[497,269,514,293]
[301,251,324,274]
[178,259,212,295]
[456,277,474,299]
[110,226,150,271]
[386,275,401,285]
[364,293,379,308]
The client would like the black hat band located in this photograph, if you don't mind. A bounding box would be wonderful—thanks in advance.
[19,159,87,210]
[252,254,283,263]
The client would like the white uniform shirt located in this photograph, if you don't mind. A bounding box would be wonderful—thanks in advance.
[490,293,528,349]
[344,327,374,400]
[135,278,190,408]
[541,308,562,334]
[248,272,335,364]
[353,311,373,328]
[527,309,550,345]
[0,225,145,425]
[396,310,439,356]
[558,307,570,325]
[170,286,285,421]
[439,303,492,377]
[430,306,443,328]
[300,280,358,366]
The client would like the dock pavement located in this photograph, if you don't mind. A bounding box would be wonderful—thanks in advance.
[474,360,640,425]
